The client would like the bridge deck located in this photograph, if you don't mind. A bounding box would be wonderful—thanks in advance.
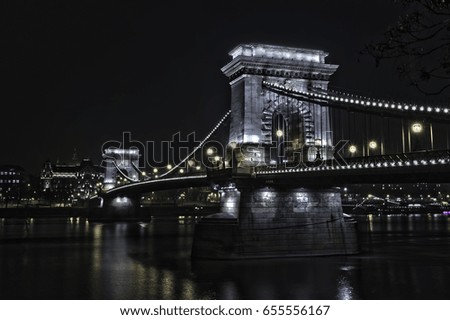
[101,150,450,196]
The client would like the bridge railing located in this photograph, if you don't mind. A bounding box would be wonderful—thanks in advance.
[345,149,450,165]
[252,149,450,174]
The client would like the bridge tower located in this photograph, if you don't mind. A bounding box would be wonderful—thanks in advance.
[192,44,358,259]
[221,44,338,166]
[102,148,140,190]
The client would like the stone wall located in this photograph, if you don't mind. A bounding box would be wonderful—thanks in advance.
[192,186,359,259]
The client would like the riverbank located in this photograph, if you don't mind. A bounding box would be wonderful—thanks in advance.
[0,204,220,220]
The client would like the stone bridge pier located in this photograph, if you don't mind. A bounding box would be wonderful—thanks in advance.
[89,194,145,222]
[192,181,359,259]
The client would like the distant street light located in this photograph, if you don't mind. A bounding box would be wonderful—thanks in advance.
[410,122,425,151]
[349,145,357,154]
[206,148,214,155]
[166,164,172,170]
[411,122,423,133]
[314,138,322,147]
[276,130,283,137]
[153,168,158,173]
[368,140,377,156]
[314,138,322,160]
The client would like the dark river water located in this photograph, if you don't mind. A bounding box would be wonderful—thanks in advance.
[0,214,449,300]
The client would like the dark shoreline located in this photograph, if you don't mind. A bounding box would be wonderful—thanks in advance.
[0,204,220,220]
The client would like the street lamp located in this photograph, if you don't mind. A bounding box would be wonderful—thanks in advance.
[213,155,223,169]
[411,122,423,133]
[410,122,424,151]
[153,168,158,173]
[275,130,285,165]
[368,140,377,156]
[314,138,322,160]
[315,138,322,146]
[166,164,172,170]
[206,148,214,156]
[349,145,357,155]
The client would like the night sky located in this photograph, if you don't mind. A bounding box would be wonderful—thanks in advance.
[1,0,443,174]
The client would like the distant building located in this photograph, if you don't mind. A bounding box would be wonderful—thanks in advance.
[40,158,104,206]
[0,165,30,206]
[341,182,450,205]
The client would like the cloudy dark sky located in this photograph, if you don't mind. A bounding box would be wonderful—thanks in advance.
[1,0,442,174]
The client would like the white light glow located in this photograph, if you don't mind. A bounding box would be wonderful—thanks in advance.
[411,122,423,133]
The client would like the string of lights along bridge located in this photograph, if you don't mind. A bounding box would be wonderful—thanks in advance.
[263,81,450,116]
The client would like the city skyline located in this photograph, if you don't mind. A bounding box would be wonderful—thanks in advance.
[2,0,447,175]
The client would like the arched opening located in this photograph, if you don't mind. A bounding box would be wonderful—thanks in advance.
[272,112,287,165]
[289,112,304,151]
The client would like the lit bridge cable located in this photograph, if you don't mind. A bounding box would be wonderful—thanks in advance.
[111,159,139,182]
[262,81,450,121]
[105,174,209,195]
[130,160,149,181]
[158,110,231,178]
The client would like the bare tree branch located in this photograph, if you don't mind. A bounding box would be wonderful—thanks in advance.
[412,81,450,94]
[365,0,450,95]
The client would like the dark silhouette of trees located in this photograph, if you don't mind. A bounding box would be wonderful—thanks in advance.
[366,0,450,95]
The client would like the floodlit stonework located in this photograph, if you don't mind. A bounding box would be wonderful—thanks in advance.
[192,44,359,259]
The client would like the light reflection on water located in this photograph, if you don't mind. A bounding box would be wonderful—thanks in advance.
[0,214,449,299]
